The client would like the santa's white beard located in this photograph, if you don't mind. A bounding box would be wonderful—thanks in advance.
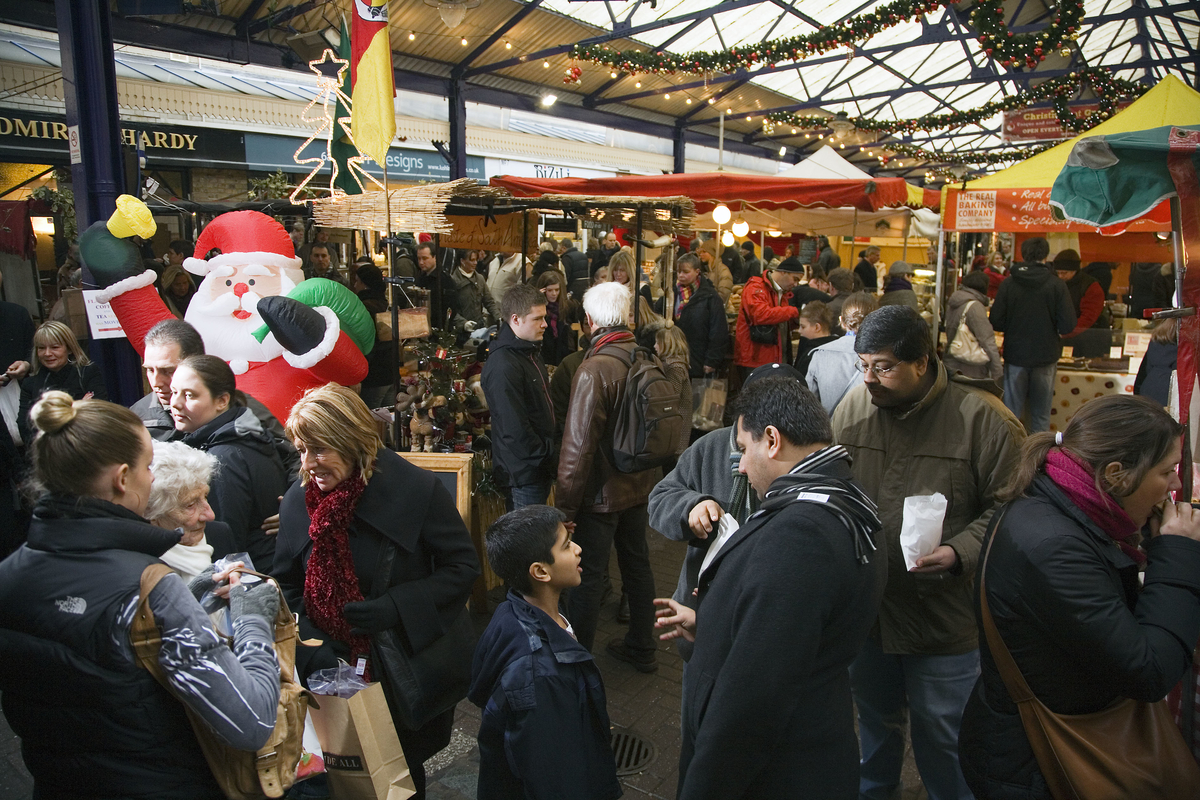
[186,282,284,365]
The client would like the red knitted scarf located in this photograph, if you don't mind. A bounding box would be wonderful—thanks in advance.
[1045,448,1145,564]
[303,472,373,667]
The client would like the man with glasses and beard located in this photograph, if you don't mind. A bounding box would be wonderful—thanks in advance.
[831,305,1024,800]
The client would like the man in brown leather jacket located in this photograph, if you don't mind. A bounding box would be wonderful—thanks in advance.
[557,281,659,672]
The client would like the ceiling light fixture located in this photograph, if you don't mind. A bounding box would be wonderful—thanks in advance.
[712,204,732,225]
[731,218,749,237]
[408,31,416,40]
[768,229,782,237]
[708,98,715,104]
[828,110,856,140]
[685,98,692,104]
[543,60,550,68]
[610,71,618,78]
[505,40,512,49]
[541,93,557,107]
[779,145,787,156]
[425,0,479,29]
[635,81,642,88]
[664,93,671,100]
[721,230,735,246]
[461,37,468,46]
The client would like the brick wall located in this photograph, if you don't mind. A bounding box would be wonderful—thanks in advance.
[190,168,248,202]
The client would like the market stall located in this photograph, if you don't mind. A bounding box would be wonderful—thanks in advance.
[940,75,1200,429]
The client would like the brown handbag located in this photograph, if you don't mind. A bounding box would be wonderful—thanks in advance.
[979,511,1200,800]
[131,564,311,799]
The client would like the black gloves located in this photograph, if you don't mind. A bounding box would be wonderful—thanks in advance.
[343,595,400,636]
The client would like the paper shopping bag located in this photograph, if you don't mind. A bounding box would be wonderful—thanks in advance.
[308,682,416,800]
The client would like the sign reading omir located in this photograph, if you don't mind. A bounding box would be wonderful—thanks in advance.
[0,117,200,150]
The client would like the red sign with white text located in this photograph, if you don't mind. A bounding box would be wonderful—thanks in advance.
[1002,102,1133,142]
[944,187,1171,232]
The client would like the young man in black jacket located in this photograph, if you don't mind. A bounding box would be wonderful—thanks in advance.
[481,283,556,510]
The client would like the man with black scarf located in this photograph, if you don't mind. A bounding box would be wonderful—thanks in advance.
[660,377,884,800]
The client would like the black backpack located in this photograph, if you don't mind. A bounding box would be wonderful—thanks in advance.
[600,344,687,473]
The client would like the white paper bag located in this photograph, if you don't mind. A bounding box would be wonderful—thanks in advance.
[900,493,948,571]
[0,379,20,444]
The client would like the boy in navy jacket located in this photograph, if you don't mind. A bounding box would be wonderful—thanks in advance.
[469,505,622,800]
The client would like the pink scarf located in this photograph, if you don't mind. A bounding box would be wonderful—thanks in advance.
[1045,448,1144,564]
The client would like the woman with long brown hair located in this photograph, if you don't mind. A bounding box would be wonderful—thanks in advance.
[959,395,1200,798]
[536,270,576,366]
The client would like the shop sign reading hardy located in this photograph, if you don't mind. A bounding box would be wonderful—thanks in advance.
[0,112,246,167]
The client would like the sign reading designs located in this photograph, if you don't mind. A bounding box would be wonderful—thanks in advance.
[0,112,245,166]
[243,133,484,181]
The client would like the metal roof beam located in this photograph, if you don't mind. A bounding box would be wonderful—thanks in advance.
[582,16,707,107]
[236,0,270,34]
[248,2,318,36]
[453,0,544,75]
[462,0,764,78]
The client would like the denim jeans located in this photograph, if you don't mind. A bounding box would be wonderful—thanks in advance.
[850,637,979,800]
[565,504,656,656]
[504,482,551,512]
[1003,363,1057,432]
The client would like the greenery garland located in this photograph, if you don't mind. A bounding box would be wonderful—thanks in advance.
[763,68,1145,137]
[571,0,1084,76]
[880,140,1056,170]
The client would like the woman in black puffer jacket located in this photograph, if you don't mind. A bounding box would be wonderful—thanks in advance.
[959,395,1200,799]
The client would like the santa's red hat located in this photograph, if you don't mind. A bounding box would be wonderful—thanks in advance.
[183,210,304,277]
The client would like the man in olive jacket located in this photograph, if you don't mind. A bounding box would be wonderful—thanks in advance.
[831,305,1024,800]
[557,281,658,672]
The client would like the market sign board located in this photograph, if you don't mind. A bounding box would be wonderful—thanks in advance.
[944,187,1171,233]
[244,134,485,182]
[0,112,245,168]
[1002,102,1134,142]
[441,210,539,254]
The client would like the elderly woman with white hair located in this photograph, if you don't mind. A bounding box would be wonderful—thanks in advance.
[147,441,235,579]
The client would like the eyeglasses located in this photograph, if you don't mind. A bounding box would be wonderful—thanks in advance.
[855,360,900,377]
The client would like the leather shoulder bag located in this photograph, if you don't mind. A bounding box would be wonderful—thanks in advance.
[979,508,1200,800]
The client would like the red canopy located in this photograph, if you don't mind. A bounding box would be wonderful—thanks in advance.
[490,172,912,214]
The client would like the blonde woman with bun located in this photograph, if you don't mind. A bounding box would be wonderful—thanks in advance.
[0,392,282,799]
[806,291,879,414]
[17,320,106,443]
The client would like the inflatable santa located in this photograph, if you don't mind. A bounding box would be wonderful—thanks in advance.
[81,197,372,422]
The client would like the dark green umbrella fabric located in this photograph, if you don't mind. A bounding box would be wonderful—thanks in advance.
[1049,124,1200,227]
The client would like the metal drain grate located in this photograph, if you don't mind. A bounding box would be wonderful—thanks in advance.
[610,729,658,776]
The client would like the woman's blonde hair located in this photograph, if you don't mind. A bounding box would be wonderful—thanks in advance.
[30,321,90,376]
[655,325,691,369]
[592,266,610,285]
[607,249,636,283]
[286,383,383,483]
[27,391,145,498]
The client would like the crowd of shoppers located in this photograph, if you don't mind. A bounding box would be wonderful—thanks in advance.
[3,226,1198,800]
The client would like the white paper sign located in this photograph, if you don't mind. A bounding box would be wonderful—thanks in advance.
[81,290,128,340]
[68,124,81,165]
[1124,331,1152,357]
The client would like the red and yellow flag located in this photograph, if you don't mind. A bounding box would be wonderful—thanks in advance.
[350,0,396,167]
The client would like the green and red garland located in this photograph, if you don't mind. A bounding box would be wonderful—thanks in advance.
[763,68,1144,137]
[572,0,1085,76]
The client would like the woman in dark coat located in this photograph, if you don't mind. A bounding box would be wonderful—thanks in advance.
[536,270,577,366]
[1134,316,1178,408]
[274,384,480,799]
[656,253,729,378]
[170,355,287,571]
[959,395,1200,799]
[17,321,106,444]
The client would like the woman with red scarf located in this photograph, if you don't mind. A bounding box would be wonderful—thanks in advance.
[959,395,1200,799]
[273,384,480,799]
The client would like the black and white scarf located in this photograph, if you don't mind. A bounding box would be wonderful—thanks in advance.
[751,445,881,564]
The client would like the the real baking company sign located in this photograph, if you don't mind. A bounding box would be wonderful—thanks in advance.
[954,190,996,230]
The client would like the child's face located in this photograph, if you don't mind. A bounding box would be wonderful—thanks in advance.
[542,523,582,590]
